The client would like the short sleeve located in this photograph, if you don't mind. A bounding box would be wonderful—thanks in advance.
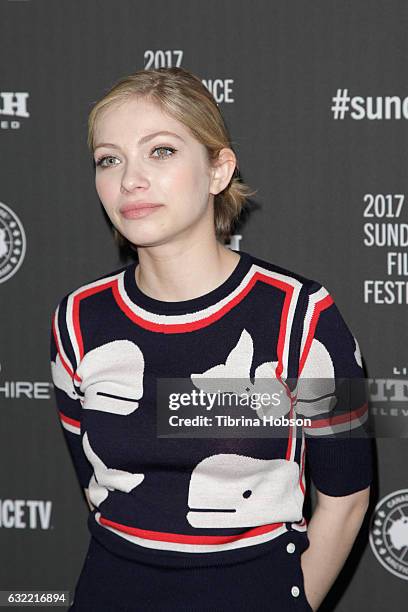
[50,296,93,489]
[295,281,374,497]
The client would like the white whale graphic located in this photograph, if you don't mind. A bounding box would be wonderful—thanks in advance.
[82,431,145,507]
[187,453,303,528]
[353,336,363,368]
[51,352,80,400]
[190,329,291,419]
[295,338,337,418]
[75,340,145,415]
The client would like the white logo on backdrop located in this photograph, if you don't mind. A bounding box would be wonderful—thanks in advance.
[369,488,408,580]
[0,499,52,529]
[0,92,29,117]
[0,92,29,130]
[0,202,26,283]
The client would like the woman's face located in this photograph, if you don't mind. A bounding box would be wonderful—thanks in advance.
[93,96,222,248]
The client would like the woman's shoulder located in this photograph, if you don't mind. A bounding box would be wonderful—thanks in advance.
[245,250,326,296]
[51,261,132,313]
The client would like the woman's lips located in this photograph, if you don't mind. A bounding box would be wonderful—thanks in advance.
[120,204,163,219]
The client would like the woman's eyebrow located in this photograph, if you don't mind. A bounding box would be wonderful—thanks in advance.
[94,130,185,151]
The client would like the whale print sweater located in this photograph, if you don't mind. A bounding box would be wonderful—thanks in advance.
[49,249,373,568]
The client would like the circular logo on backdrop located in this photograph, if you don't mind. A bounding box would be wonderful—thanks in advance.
[0,201,26,283]
[369,489,408,580]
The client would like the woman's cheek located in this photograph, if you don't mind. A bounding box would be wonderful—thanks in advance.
[96,175,116,206]
[157,172,175,193]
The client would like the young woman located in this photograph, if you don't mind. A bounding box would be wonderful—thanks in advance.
[50,67,373,611]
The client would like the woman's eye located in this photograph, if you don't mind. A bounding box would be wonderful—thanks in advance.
[151,146,176,159]
[95,156,119,168]
[94,146,176,168]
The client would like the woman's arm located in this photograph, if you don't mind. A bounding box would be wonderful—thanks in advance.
[84,488,95,512]
[300,485,370,611]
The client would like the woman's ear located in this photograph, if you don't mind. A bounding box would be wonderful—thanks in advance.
[210,148,237,195]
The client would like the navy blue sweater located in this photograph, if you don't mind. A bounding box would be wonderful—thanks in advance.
[50,249,373,568]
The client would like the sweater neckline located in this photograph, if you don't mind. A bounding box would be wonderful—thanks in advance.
[123,249,253,315]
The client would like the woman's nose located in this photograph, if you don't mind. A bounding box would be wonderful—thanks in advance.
[120,162,150,193]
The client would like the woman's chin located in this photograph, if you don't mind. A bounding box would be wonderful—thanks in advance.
[122,230,169,248]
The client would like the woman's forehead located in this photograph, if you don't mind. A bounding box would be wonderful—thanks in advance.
[94,100,189,142]
[97,98,177,127]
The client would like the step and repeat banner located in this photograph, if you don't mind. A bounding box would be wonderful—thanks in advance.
[1,1,407,610]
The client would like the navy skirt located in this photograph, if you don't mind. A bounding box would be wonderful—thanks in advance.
[69,531,313,611]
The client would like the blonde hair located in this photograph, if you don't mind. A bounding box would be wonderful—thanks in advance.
[87,67,257,247]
